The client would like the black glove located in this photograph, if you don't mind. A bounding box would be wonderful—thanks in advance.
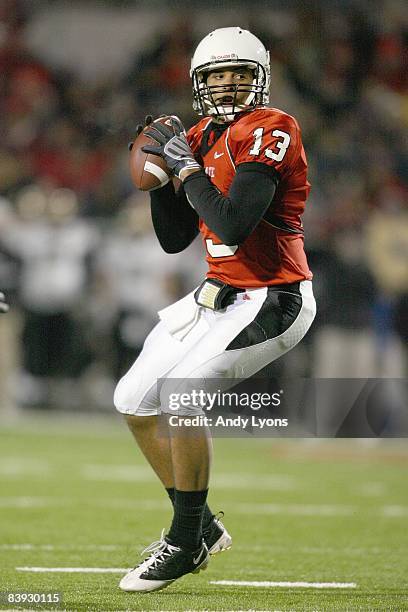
[0,292,9,313]
[142,115,201,180]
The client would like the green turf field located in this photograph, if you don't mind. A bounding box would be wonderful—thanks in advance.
[0,415,407,611]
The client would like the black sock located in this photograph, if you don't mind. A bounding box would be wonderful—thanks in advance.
[166,487,175,504]
[167,489,208,551]
[166,487,213,528]
[202,504,214,528]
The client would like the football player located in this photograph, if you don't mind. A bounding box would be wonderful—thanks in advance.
[0,292,9,313]
[115,27,316,592]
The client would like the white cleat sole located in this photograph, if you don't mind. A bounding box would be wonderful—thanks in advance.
[208,529,232,555]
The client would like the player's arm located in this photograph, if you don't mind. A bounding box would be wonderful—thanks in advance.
[131,116,199,253]
[149,182,199,254]
[182,164,278,245]
[142,116,279,245]
[182,116,303,244]
[0,292,9,313]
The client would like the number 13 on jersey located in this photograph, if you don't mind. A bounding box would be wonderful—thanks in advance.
[249,128,291,162]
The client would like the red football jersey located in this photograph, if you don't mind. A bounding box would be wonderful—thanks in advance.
[187,107,313,287]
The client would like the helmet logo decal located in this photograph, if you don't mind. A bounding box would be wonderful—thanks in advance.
[210,53,238,60]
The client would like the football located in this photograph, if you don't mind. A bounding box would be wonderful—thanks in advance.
[129,117,172,191]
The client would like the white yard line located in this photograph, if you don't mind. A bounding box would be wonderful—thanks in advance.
[16,567,129,573]
[1,544,118,551]
[233,502,355,516]
[382,505,408,517]
[0,459,51,477]
[233,544,386,556]
[211,580,357,589]
[2,459,294,490]
[82,464,152,482]
[213,473,295,491]
[103,499,168,510]
[103,499,356,516]
[6,543,390,556]
[0,496,169,510]
[82,465,295,490]
[15,569,357,588]
[2,495,407,518]
[0,497,60,508]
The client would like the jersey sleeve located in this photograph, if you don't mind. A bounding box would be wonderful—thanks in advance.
[230,111,301,176]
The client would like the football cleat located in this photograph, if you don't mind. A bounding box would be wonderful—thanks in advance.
[119,530,209,593]
[202,511,232,555]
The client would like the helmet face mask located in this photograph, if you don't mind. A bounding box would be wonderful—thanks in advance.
[191,28,270,122]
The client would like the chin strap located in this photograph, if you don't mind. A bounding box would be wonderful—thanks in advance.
[207,103,251,123]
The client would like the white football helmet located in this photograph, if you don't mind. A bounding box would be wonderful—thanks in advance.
[190,27,270,122]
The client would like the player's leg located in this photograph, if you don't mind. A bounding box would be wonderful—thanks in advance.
[114,315,227,564]
[114,319,182,490]
[117,309,233,594]
[154,291,265,563]
[125,415,174,487]
[161,280,315,560]
[125,413,220,537]
[114,316,215,497]
[119,416,216,593]
[119,281,315,592]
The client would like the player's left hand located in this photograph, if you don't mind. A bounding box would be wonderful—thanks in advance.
[0,292,9,313]
[142,115,201,180]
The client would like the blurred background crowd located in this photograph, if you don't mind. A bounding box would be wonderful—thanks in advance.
[0,0,406,412]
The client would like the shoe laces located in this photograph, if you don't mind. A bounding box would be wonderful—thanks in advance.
[137,529,180,570]
[140,528,166,557]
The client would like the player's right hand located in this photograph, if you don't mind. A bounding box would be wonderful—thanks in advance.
[0,292,9,313]
[128,115,154,151]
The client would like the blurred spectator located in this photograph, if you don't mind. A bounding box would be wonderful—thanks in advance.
[365,197,408,375]
[95,193,183,379]
[0,196,20,413]
[312,231,378,377]
[124,18,194,122]
[0,185,99,407]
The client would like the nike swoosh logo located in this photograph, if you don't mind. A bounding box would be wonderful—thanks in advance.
[193,547,206,565]
[214,152,224,159]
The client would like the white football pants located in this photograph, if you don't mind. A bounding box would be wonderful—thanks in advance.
[114,280,316,416]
